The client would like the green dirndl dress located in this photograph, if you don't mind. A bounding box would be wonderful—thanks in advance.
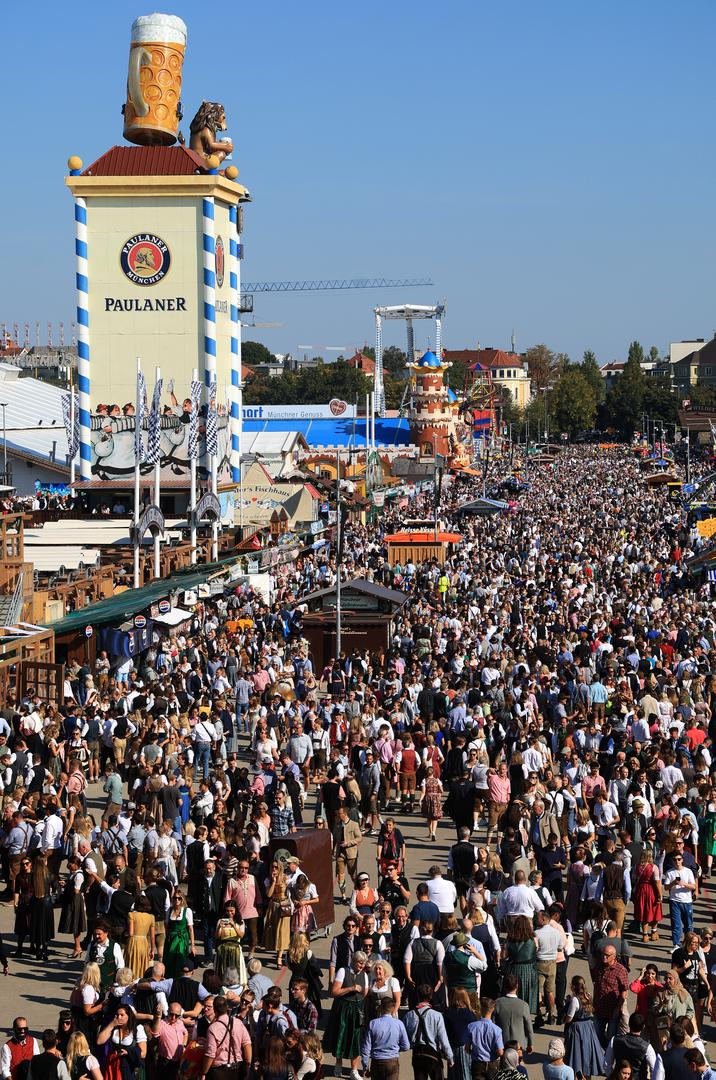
[505,938,538,1014]
[214,922,248,984]
[702,809,716,857]
[324,969,367,1061]
[164,911,191,980]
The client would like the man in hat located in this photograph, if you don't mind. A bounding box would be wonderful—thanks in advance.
[444,932,487,996]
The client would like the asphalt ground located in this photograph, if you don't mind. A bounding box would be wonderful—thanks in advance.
[1,773,713,1078]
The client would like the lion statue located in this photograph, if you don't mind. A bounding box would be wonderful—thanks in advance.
[185,101,234,165]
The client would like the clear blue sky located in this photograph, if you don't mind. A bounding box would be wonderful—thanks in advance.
[3,1,715,363]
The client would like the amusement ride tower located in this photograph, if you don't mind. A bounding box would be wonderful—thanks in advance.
[405,349,454,458]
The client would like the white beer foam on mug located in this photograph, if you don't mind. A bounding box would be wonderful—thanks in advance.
[131,13,187,46]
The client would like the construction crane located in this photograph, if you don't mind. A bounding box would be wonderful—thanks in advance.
[296,345,347,352]
[239,276,432,313]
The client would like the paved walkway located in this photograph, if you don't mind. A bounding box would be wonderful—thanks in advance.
[1,778,713,1077]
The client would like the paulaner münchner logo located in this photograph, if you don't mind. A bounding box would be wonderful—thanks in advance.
[120,234,172,286]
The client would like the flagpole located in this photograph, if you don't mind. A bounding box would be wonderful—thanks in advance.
[69,385,76,488]
[153,365,161,579]
[239,375,244,533]
[190,367,198,566]
[133,356,141,590]
[210,379,219,563]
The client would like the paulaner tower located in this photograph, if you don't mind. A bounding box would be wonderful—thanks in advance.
[65,13,250,484]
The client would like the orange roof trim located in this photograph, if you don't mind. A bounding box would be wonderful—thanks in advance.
[384,531,463,543]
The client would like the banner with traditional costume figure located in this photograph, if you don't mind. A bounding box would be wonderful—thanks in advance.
[89,383,230,482]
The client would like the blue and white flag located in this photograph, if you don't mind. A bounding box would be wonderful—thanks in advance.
[61,392,79,458]
[145,377,164,465]
[206,381,218,457]
[135,369,147,462]
[188,379,203,460]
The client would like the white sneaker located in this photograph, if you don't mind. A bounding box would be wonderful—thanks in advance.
[350,1070,363,1080]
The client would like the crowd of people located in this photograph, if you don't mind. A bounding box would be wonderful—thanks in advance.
[0,444,714,1080]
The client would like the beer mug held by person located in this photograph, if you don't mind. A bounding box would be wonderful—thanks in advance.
[123,13,187,146]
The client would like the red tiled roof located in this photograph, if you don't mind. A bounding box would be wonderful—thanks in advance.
[444,349,524,371]
[347,350,376,372]
[83,145,208,177]
[304,483,322,499]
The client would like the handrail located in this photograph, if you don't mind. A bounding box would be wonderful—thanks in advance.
[7,570,24,626]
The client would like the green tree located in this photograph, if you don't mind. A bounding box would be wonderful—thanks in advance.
[603,345,645,435]
[384,373,407,410]
[627,340,645,366]
[494,385,522,433]
[555,352,572,376]
[382,345,408,379]
[243,360,372,407]
[524,343,559,389]
[581,349,605,404]
[648,345,661,364]
[447,354,470,393]
[683,383,716,408]
[241,340,277,368]
[641,376,679,424]
[551,369,598,436]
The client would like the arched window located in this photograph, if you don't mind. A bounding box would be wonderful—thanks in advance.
[421,441,433,456]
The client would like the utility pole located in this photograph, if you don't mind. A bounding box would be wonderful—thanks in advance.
[686,430,691,485]
[433,460,439,541]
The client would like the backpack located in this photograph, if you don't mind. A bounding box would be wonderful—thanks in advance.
[27,824,43,853]
[589,921,608,960]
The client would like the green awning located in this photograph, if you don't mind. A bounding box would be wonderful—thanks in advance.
[50,556,240,635]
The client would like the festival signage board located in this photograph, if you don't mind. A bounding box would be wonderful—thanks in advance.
[241,404,356,421]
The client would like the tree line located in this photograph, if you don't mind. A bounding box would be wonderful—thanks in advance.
[241,339,715,438]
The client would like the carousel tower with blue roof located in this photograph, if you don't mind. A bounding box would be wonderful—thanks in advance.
[405,349,454,458]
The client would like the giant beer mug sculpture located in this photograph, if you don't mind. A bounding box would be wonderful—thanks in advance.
[123,13,187,146]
